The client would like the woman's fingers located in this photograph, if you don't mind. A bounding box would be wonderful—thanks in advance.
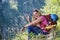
[26,16,30,21]
[20,27,24,33]
[20,27,26,33]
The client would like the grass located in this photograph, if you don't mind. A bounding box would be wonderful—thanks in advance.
[12,22,60,40]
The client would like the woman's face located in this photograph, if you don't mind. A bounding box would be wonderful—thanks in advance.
[33,12,40,18]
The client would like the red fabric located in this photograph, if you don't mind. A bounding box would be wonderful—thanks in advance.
[43,14,57,25]
[39,16,49,32]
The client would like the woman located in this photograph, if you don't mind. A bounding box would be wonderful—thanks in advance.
[20,10,54,40]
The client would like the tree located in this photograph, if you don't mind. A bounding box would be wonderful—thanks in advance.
[41,0,60,14]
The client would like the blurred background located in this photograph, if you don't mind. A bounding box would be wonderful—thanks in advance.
[0,0,60,40]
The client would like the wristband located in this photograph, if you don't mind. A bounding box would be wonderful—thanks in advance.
[23,26,25,29]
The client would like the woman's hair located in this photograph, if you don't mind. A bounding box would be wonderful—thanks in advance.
[32,9,41,21]
[33,10,39,12]
[33,9,41,14]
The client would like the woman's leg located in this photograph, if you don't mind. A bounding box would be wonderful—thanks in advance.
[28,25,43,40]
[46,28,55,40]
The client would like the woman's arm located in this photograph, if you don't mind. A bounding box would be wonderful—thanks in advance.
[20,18,42,33]
[26,16,31,23]
[24,18,42,28]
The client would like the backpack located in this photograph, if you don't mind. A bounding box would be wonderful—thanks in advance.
[43,14,58,25]
[42,14,59,31]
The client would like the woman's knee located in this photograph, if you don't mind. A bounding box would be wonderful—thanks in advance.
[28,25,36,33]
[28,25,35,29]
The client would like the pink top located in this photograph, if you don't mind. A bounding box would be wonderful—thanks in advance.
[39,16,49,32]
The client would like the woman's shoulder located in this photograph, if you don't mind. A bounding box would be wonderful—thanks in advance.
[39,16,46,20]
[39,16,45,18]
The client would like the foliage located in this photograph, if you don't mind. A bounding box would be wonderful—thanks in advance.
[41,0,60,14]
[40,0,60,40]
[12,32,47,40]
[13,0,60,40]
[0,0,60,40]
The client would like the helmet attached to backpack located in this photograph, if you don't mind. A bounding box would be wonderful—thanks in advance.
[50,14,58,22]
[43,14,58,25]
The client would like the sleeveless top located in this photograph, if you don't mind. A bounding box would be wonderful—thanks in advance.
[39,16,49,32]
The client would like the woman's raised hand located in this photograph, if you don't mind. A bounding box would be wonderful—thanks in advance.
[26,16,30,22]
